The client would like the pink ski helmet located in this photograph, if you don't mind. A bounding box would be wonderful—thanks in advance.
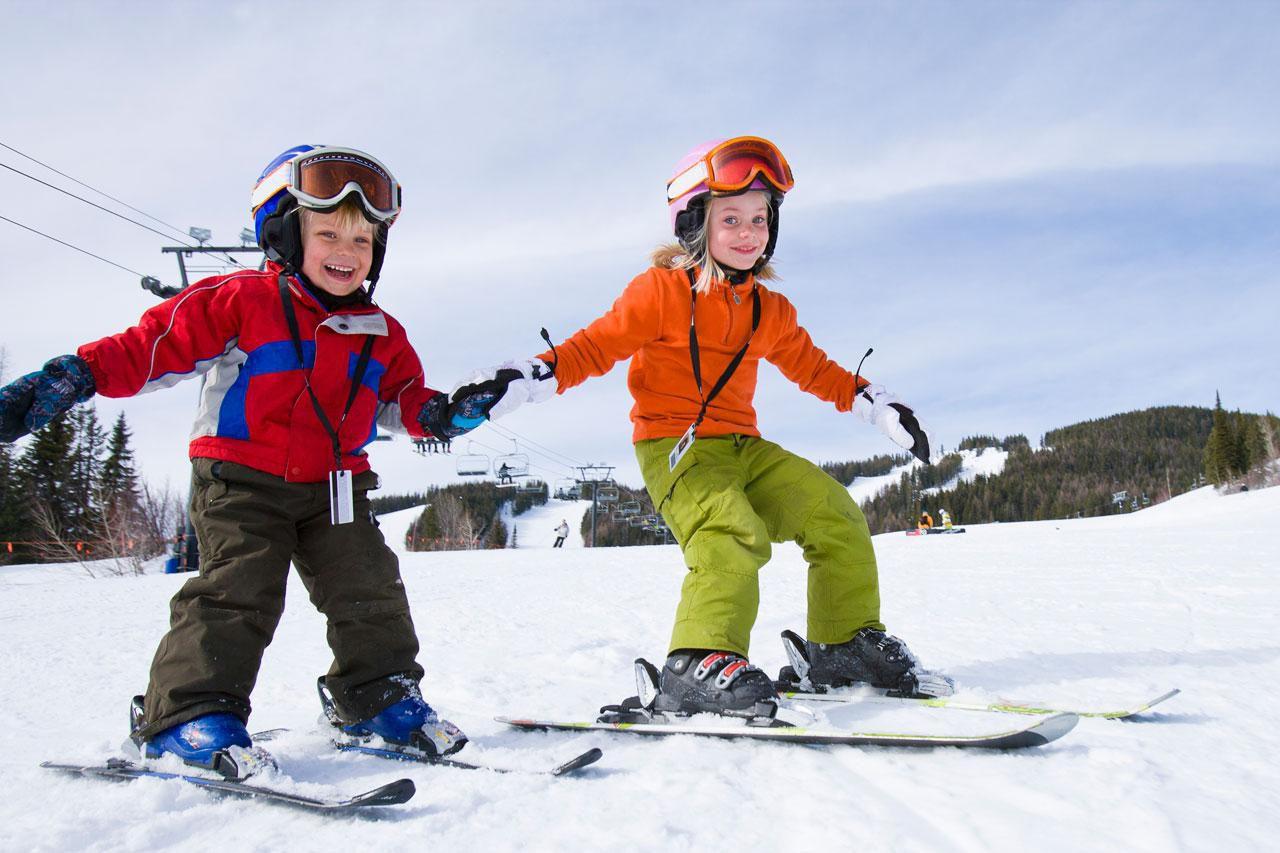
[666,136,794,269]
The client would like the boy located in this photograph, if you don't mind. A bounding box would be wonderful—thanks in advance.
[0,145,548,777]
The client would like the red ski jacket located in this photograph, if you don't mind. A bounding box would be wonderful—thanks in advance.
[78,264,441,482]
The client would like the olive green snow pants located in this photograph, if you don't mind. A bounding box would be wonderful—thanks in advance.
[637,435,883,657]
[137,459,423,739]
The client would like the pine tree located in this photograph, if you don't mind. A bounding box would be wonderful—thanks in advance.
[99,412,141,513]
[0,442,20,559]
[1203,393,1234,485]
[67,405,106,542]
[1240,415,1267,476]
[18,412,77,556]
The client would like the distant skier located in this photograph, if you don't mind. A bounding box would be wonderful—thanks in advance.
[553,520,570,548]
[0,145,544,777]
[940,508,953,530]
[919,509,934,530]
[497,462,513,485]
[464,135,952,717]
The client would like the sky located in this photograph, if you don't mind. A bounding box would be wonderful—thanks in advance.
[2,0,1277,496]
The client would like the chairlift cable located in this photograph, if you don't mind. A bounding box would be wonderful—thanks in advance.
[467,433,577,478]
[462,436,567,481]
[0,214,154,279]
[0,158,247,270]
[0,140,193,241]
[486,421,587,469]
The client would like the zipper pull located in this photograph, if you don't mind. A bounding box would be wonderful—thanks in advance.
[733,289,741,305]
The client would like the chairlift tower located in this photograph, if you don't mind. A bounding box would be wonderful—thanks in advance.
[575,464,615,547]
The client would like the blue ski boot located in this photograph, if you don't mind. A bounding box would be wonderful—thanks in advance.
[129,695,276,779]
[318,678,467,757]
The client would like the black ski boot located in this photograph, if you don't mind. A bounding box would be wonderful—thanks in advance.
[653,650,778,718]
[778,629,954,698]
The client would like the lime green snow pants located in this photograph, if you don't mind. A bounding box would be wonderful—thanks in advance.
[636,434,883,657]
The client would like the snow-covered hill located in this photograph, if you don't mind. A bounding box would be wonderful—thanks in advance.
[2,485,1278,851]
[844,446,1010,506]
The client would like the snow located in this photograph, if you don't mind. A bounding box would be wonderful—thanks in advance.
[844,447,1010,504]
[501,496,591,549]
[845,458,922,504]
[3,485,1280,851]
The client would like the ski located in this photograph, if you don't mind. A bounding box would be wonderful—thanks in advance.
[331,740,604,776]
[497,711,1077,750]
[41,758,414,814]
[254,728,603,776]
[778,687,1181,719]
[776,628,1178,719]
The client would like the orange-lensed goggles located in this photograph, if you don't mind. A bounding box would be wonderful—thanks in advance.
[290,148,401,222]
[667,137,795,203]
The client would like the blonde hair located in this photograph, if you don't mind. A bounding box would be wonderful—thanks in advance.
[297,195,384,243]
[652,193,778,293]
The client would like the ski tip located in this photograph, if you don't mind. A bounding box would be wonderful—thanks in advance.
[552,747,604,776]
[353,777,416,807]
[1108,687,1181,719]
[1023,712,1078,746]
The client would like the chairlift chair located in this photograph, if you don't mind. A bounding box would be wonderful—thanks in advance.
[517,479,545,495]
[620,501,641,517]
[493,452,530,485]
[456,443,490,477]
[628,516,645,528]
[597,485,619,503]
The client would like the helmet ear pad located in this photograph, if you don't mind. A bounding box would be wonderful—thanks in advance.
[674,196,708,253]
[259,201,304,273]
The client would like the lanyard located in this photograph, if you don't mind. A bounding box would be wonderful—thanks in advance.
[276,272,376,471]
[685,267,761,433]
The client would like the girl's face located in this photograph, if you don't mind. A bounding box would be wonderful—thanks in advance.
[300,209,375,296]
[706,191,770,272]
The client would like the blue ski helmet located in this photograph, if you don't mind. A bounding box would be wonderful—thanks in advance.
[250,144,398,287]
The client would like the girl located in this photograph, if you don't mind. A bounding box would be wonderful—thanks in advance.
[482,136,952,715]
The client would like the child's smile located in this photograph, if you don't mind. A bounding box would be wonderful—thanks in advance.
[300,210,375,297]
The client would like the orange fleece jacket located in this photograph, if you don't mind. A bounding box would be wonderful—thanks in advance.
[539,266,869,443]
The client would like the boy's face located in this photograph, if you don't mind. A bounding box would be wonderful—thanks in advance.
[706,191,770,272]
[300,210,376,297]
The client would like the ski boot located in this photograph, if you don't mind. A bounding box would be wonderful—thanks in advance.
[598,654,778,724]
[128,695,276,780]
[318,677,467,758]
[778,628,955,698]
[655,651,778,719]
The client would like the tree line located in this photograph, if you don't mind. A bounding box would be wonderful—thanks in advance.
[0,404,174,572]
[404,480,549,551]
[855,404,1276,534]
[1202,393,1277,486]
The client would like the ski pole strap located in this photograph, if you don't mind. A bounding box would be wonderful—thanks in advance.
[684,267,761,431]
[277,272,377,469]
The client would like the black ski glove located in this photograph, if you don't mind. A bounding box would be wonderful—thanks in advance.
[0,354,97,443]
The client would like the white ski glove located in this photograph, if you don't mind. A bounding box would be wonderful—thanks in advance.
[453,358,557,421]
[854,383,932,463]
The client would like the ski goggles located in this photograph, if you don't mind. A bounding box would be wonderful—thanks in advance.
[666,136,795,203]
[251,147,402,223]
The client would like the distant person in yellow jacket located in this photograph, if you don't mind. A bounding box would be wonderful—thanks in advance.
[940,509,953,530]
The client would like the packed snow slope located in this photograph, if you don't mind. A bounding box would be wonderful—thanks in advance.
[2,486,1278,852]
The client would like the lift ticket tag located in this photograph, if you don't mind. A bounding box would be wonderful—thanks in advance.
[668,423,695,472]
[329,470,355,525]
